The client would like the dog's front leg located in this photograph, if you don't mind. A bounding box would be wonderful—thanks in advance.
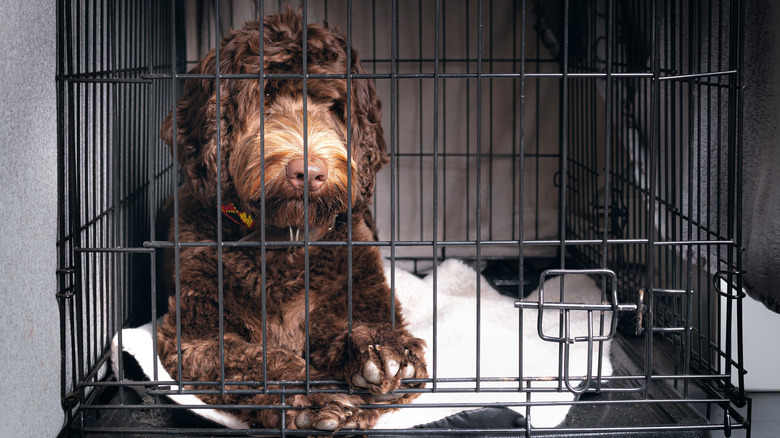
[156,299,373,431]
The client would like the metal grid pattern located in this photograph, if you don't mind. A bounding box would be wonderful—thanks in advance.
[56,1,750,436]
[56,0,179,429]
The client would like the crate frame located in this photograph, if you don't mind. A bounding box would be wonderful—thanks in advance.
[56,1,750,436]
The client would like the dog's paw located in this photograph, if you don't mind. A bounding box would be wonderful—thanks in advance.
[292,400,378,431]
[347,325,427,402]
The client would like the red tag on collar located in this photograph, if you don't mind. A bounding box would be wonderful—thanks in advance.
[221,203,255,230]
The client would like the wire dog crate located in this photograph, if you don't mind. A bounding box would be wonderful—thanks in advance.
[57,0,750,436]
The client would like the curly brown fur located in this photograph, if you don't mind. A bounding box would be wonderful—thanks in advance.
[156,9,427,432]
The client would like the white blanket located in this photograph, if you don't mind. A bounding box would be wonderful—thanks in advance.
[376,259,612,429]
[111,259,612,430]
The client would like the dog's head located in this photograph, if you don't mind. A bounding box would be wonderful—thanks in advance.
[160,9,387,233]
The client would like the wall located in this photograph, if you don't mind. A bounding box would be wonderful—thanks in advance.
[0,1,63,437]
[740,299,780,391]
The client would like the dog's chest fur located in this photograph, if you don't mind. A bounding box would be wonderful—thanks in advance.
[217,224,378,351]
[216,247,332,353]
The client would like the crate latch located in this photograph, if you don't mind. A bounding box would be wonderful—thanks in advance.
[515,268,640,394]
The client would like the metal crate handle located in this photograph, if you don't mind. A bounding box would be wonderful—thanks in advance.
[515,269,640,394]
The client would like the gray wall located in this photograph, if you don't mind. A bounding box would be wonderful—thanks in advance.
[0,1,63,437]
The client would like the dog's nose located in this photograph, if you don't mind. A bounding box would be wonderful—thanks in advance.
[286,158,329,191]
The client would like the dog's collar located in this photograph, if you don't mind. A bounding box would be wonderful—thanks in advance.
[222,203,337,245]
[222,203,256,230]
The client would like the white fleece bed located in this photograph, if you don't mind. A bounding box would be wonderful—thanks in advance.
[111,259,612,430]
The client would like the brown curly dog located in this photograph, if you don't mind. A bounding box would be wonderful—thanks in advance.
[156,9,427,432]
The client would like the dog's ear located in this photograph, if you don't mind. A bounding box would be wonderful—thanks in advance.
[348,48,389,206]
[160,50,221,204]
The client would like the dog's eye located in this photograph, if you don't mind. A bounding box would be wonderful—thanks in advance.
[264,93,272,105]
[330,102,346,122]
